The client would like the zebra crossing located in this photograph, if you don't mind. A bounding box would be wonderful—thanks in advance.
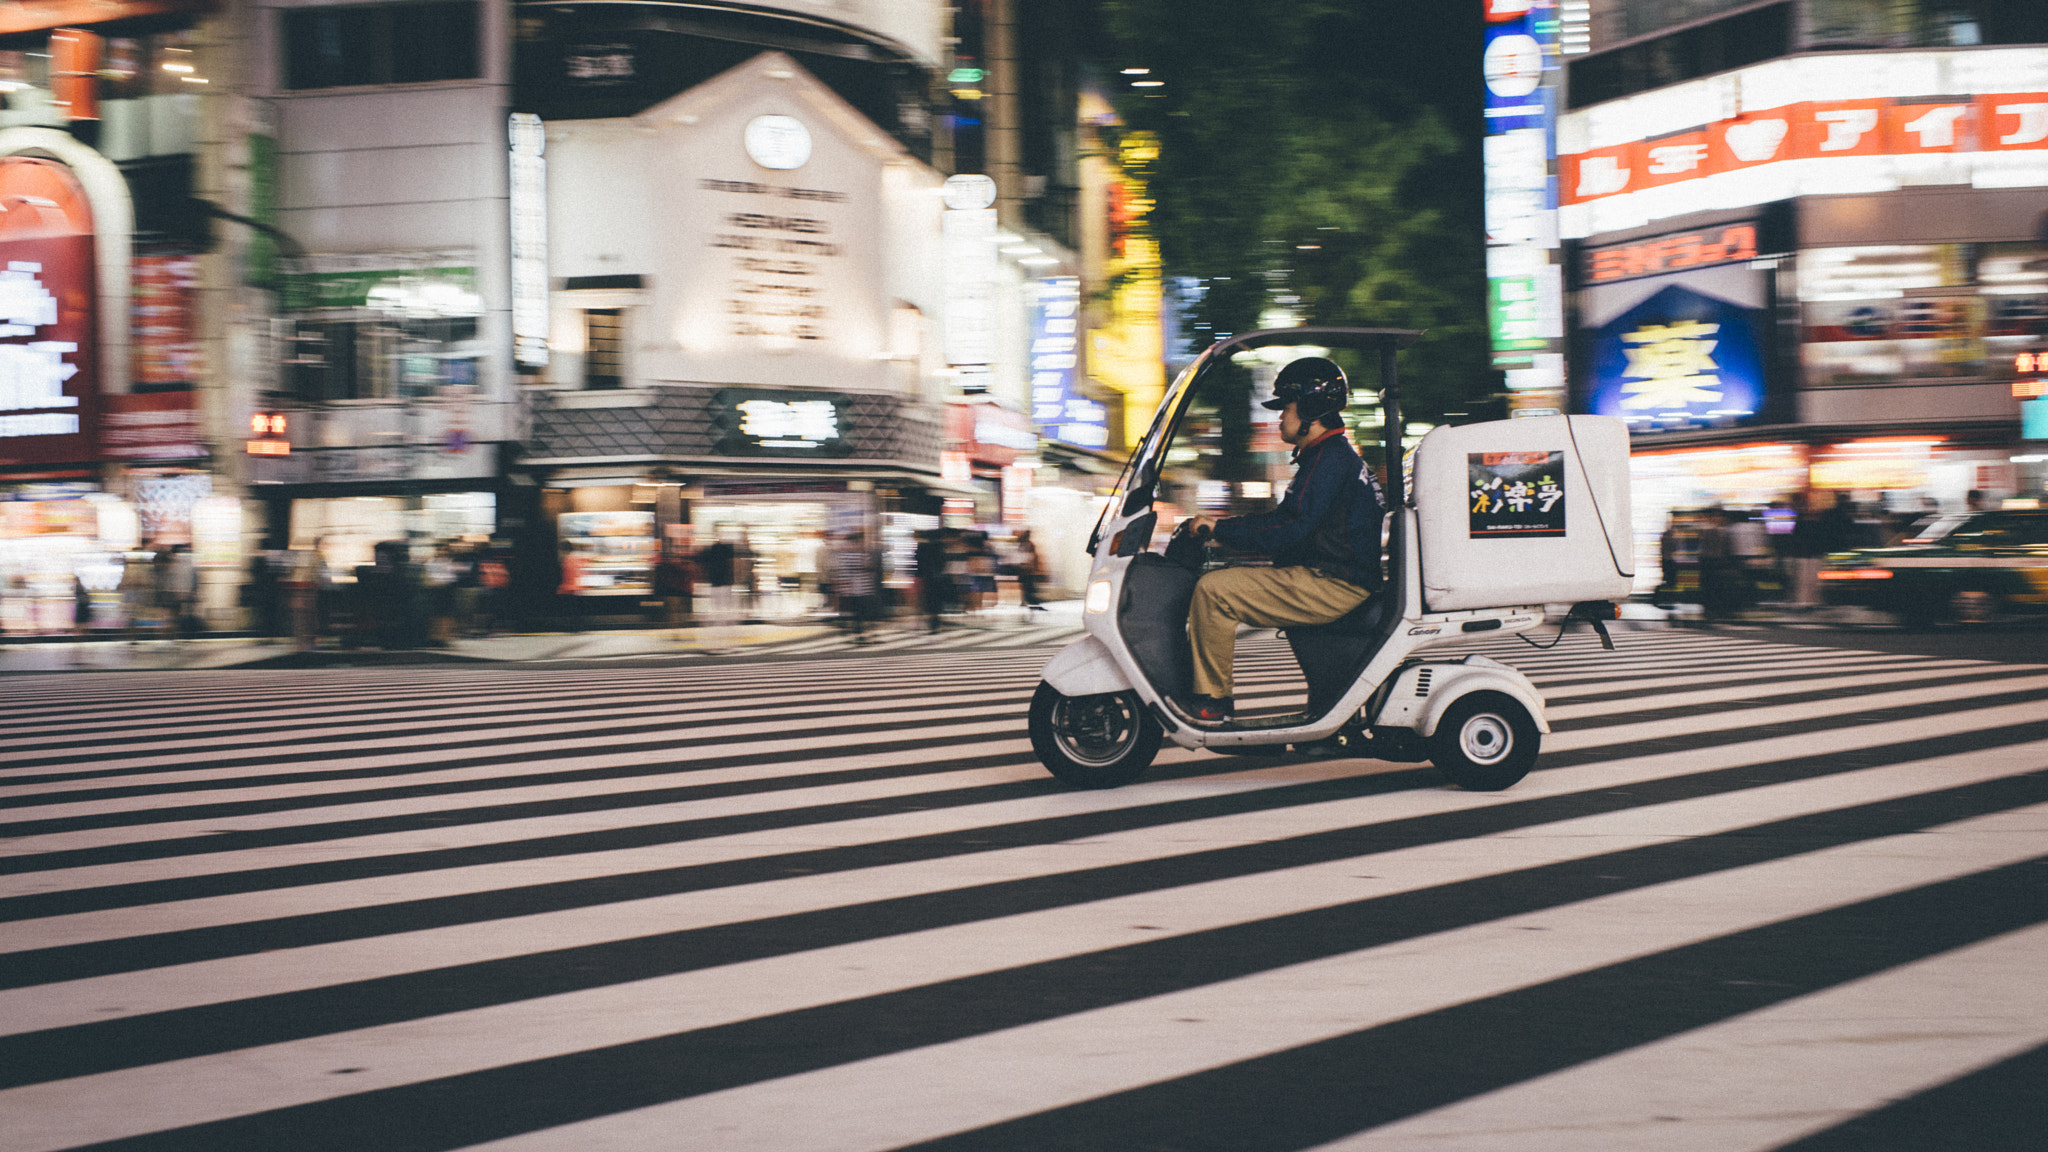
[702,616,1086,659]
[1,629,2044,1151]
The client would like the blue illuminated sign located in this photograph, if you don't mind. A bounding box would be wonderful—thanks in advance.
[1027,277,1108,449]
[1587,283,1765,431]
[2024,398,2048,440]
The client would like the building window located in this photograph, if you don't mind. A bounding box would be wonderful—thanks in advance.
[283,2,480,90]
[285,315,479,402]
[584,309,625,389]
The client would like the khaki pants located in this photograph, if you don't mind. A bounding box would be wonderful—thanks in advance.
[1189,565,1372,698]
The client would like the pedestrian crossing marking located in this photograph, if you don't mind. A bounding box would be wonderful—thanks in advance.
[0,632,2042,1150]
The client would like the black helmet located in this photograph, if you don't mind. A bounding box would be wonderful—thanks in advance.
[1263,356,1348,420]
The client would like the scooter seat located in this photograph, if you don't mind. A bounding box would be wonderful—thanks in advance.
[1293,593,1387,638]
[1286,593,1392,719]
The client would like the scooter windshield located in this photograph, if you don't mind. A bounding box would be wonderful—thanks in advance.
[1094,327,1424,555]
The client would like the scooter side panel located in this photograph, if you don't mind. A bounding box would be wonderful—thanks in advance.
[1041,634,1134,698]
[1372,663,1550,736]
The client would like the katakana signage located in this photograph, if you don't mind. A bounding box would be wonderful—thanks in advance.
[1469,450,1566,538]
[1586,283,1766,432]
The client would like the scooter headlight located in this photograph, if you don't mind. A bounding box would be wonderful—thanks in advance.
[1085,579,1113,614]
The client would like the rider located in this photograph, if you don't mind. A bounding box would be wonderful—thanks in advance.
[1181,356,1386,722]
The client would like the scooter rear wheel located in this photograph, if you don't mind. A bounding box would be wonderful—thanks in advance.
[1429,690,1539,792]
[1029,681,1161,788]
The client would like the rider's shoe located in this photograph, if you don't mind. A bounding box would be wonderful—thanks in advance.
[1183,695,1233,723]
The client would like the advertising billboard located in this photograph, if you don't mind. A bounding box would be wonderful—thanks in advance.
[1586,281,1766,431]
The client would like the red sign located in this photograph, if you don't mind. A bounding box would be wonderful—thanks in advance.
[1980,94,2048,150]
[132,255,200,386]
[1638,130,1717,188]
[103,392,203,461]
[1563,92,2048,206]
[0,156,96,468]
[944,401,1037,467]
[0,1,214,37]
[1581,223,1759,284]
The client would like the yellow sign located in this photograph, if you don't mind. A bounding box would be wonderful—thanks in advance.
[1619,321,1722,409]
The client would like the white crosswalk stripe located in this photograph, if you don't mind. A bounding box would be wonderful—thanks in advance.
[0,629,2042,1152]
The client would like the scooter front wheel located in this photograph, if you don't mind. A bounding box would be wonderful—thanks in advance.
[1429,690,1540,792]
[1029,681,1161,788]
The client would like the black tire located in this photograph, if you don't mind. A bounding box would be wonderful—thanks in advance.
[1430,691,1540,792]
[1029,681,1161,788]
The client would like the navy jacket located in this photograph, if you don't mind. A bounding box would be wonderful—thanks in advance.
[1212,429,1385,589]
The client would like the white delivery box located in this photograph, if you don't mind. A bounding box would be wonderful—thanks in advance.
[1411,415,1635,612]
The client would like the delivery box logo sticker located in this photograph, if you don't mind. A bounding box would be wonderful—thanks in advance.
[1469,451,1566,538]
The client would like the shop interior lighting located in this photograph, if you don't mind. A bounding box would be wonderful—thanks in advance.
[1018,255,1059,266]
[1120,68,1150,75]
[1132,80,1163,88]
[1000,244,1041,255]
[162,62,193,73]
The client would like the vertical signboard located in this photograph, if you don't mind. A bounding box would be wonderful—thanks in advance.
[509,113,549,370]
[942,173,997,368]
[132,255,199,386]
[1483,0,1564,407]
[1027,276,1105,449]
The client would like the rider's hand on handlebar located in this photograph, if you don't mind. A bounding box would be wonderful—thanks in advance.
[1182,514,1218,540]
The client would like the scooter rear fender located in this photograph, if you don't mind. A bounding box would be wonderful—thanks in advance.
[1371,658,1550,738]
[1041,634,1133,698]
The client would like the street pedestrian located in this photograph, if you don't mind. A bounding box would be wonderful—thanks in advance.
[1729,508,1769,610]
[1013,528,1045,610]
[477,548,509,635]
[914,529,949,633]
[654,547,695,636]
[831,528,881,643]
[1783,491,1830,609]
[696,532,739,653]
[1696,508,1739,621]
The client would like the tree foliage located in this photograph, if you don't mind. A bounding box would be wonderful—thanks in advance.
[1104,0,1490,426]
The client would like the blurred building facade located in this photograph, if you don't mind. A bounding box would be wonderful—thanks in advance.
[0,1,272,632]
[0,0,1166,634]
[248,0,518,598]
[504,0,1149,608]
[1559,0,2048,579]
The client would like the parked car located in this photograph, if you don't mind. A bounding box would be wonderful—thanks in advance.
[1819,508,2048,626]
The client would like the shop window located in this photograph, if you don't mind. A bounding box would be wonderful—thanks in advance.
[1800,244,1987,385]
[0,28,204,161]
[1566,4,1791,109]
[584,309,625,390]
[1801,242,2048,386]
[1806,0,2048,50]
[283,1,480,90]
[285,315,479,402]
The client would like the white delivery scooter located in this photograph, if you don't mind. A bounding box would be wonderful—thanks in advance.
[1029,327,1637,790]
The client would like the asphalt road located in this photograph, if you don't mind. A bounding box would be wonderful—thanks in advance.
[1,628,2043,1151]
